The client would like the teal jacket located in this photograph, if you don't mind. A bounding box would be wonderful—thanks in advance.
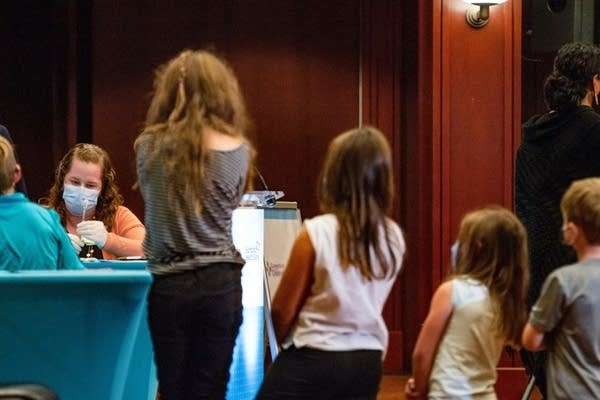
[0,193,83,271]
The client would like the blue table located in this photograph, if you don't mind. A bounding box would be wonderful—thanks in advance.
[0,259,264,400]
[0,270,152,400]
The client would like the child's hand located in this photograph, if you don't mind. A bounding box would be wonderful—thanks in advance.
[404,378,425,399]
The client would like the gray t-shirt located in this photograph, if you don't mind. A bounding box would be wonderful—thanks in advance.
[136,135,250,274]
[529,259,600,399]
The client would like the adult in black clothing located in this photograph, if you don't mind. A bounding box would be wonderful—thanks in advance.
[515,42,600,398]
[0,124,27,195]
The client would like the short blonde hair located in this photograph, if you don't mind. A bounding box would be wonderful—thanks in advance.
[0,136,16,193]
[561,177,600,244]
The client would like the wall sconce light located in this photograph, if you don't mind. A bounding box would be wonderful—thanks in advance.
[464,0,508,28]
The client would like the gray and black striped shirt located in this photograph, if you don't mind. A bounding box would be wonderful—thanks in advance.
[136,136,249,275]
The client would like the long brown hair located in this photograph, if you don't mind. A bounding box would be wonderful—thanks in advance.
[452,206,529,346]
[41,143,123,230]
[317,126,398,280]
[135,49,254,215]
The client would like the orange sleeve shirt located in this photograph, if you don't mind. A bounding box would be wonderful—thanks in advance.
[102,206,146,259]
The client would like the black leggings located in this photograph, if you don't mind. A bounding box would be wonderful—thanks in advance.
[148,264,243,400]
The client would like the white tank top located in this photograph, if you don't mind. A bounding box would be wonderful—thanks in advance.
[428,277,503,399]
[287,214,405,357]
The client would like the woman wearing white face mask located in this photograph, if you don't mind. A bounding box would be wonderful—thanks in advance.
[41,143,145,259]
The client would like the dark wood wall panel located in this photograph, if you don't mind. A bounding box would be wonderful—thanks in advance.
[91,0,360,221]
[443,1,515,239]
[231,1,360,220]
[91,0,234,218]
[0,2,59,202]
[360,0,404,372]
[399,0,440,374]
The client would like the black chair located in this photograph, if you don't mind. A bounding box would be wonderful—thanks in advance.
[0,384,58,400]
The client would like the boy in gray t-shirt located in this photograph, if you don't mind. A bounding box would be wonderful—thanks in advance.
[522,177,600,399]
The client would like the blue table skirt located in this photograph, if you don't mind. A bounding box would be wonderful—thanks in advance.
[0,270,152,400]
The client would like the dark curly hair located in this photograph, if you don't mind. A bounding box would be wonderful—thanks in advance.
[41,143,123,230]
[544,42,600,112]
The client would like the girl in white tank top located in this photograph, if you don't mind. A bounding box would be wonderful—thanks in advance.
[406,206,529,399]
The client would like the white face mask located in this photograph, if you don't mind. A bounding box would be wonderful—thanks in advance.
[62,184,99,217]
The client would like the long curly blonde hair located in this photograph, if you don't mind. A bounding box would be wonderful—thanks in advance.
[41,143,123,230]
[135,49,254,215]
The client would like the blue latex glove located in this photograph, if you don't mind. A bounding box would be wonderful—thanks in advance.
[77,221,108,249]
